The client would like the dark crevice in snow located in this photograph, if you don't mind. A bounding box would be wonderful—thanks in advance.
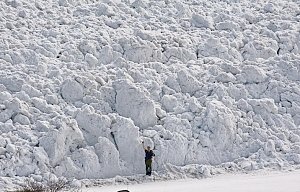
[277,48,280,55]
[110,131,119,151]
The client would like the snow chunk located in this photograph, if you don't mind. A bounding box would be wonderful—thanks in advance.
[119,37,156,63]
[58,0,70,6]
[35,120,50,132]
[215,72,236,83]
[114,80,157,129]
[32,98,53,113]
[264,3,275,13]
[5,98,28,112]
[61,79,84,102]
[111,116,144,173]
[33,147,50,172]
[10,49,39,65]
[5,0,22,8]
[177,70,202,95]
[124,45,154,63]
[0,76,24,92]
[220,63,241,75]
[45,94,59,105]
[264,140,276,156]
[239,65,268,83]
[13,114,30,125]
[204,100,237,149]
[6,143,16,153]
[143,130,157,138]
[156,133,188,166]
[95,137,120,177]
[248,98,278,114]
[39,119,84,165]
[188,97,203,113]
[67,148,101,179]
[21,84,43,98]
[96,45,120,65]
[161,95,178,112]
[165,76,181,92]
[0,136,7,148]
[95,3,115,17]
[242,40,277,61]
[0,91,12,102]
[237,99,253,112]
[131,0,149,9]
[198,38,241,62]
[0,110,13,123]
[191,14,214,29]
[78,40,97,55]
[18,10,26,18]
[76,106,111,146]
[216,21,240,31]
[0,147,6,155]
[287,154,300,164]
[84,53,98,67]
[163,47,197,63]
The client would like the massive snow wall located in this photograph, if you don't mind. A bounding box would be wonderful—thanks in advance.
[0,0,300,182]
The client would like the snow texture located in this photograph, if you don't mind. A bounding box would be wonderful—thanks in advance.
[0,0,300,190]
[82,170,300,192]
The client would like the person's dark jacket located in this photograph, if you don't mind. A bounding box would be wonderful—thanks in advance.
[145,150,155,160]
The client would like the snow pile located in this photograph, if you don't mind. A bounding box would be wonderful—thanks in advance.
[0,0,300,189]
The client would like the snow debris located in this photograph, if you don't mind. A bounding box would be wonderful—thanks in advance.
[61,79,84,102]
[114,80,157,129]
[1,0,300,190]
[191,14,214,29]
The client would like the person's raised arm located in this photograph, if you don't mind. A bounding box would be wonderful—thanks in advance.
[141,141,146,150]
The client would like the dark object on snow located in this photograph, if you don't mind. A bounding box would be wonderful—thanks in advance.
[145,149,155,161]
[141,142,156,176]
[145,149,155,176]
[145,159,152,176]
[117,190,130,192]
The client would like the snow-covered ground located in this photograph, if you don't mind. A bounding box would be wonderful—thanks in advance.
[83,170,300,192]
[0,0,300,190]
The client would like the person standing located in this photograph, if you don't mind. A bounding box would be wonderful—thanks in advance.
[142,141,155,176]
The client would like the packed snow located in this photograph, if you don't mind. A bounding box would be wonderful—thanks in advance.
[0,0,300,190]
[82,170,300,192]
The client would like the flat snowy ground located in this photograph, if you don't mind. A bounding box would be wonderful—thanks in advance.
[82,170,300,192]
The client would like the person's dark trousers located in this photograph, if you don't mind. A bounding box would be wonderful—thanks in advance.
[145,159,152,175]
